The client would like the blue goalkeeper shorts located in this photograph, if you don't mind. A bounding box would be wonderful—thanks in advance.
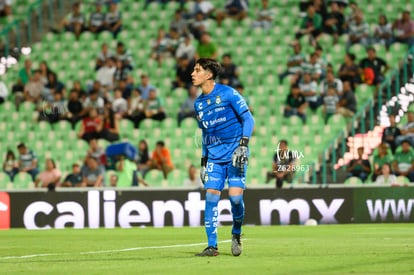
[204,160,247,191]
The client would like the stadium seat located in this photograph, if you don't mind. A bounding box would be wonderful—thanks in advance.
[145,169,167,187]
[13,172,34,189]
[344,176,363,185]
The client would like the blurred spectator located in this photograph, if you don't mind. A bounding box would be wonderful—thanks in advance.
[23,70,44,105]
[195,32,218,60]
[64,89,83,129]
[301,52,322,82]
[72,80,87,99]
[38,61,54,86]
[359,47,389,87]
[322,86,339,124]
[86,138,107,168]
[112,88,128,117]
[115,41,134,70]
[219,53,240,87]
[109,174,118,187]
[265,139,295,188]
[251,0,274,30]
[346,146,371,182]
[284,84,307,123]
[137,74,155,100]
[99,107,120,142]
[96,57,116,91]
[113,58,131,84]
[150,140,174,179]
[117,79,132,99]
[299,72,320,111]
[216,0,249,27]
[392,140,414,182]
[177,85,198,126]
[346,12,369,51]
[164,27,181,58]
[38,91,65,124]
[13,59,33,109]
[382,114,401,153]
[131,89,166,128]
[311,0,328,23]
[17,59,33,87]
[295,4,322,44]
[127,89,144,119]
[62,163,83,187]
[81,156,105,187]
[170,9,188,35]
[183,164,203,188]
[314,45,328,78]
[105,1,122,38]
[89,1,106,34]
[372,143,394,182]
[337,52,360,86]
[175,33,196,60]
[320,70,343,96]
[81,90,105,116]
[151,28,169,66]
[0,0,12,17]
[375,163,397,185]
[173,55,195,90]
[34,159,62,189]
[190,11,210,40]
[17,143,39,181]
[78,108,102,142]
[44,72,65,102]
[0,79,8,104]
[344,1,359,30]
[96,43,114,70]
[185,0,215,20]
[62,2,86,39]
[2,150,19,182]
[395,111,414,147]
[278,42,306,84]
[392,10,414,49]
[337,81,357,118]
[136,139,151,178]
[322,1,345,42]
[373,14,393,49]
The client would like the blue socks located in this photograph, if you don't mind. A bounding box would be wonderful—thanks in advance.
[229,195,245,235]
[205,192,220,248]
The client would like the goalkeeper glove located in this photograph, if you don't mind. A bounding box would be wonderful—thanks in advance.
[200,156,207,184]
[232,137,249,174]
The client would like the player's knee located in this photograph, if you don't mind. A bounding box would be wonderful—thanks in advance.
[206,192,220,203]
[229,195,243,205]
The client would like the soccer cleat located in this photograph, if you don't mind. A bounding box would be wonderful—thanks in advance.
[195,246,219,257]
[231,234,242,256]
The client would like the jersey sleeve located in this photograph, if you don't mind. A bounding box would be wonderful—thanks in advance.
[228,89,255,139]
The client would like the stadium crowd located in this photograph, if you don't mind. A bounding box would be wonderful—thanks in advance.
[1,0,414,189]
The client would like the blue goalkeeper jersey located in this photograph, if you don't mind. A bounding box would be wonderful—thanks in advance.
[194,83,254,162]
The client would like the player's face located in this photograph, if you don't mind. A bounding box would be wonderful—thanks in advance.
[191,63,212,86]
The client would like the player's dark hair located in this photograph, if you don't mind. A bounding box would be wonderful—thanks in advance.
[196,58,222,80]
[280,139,288,146]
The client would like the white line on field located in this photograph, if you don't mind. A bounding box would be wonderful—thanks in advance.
[0,239,242,260]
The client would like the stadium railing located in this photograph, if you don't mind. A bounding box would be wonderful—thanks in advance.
[316,45,414,185]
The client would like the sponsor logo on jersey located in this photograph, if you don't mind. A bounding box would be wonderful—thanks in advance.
[209,117,226,126]
[215,96,221,104]
[207,99,211,105]
[198,103,203,110]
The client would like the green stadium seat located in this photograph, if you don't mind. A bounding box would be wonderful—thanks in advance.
[13,172,34,189]
[145,169,167,187]
[344,176,363,185]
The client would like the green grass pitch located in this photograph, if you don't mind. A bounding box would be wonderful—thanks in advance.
[1,224,413,274]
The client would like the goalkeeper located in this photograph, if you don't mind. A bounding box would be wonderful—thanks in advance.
[192,58,255,257]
